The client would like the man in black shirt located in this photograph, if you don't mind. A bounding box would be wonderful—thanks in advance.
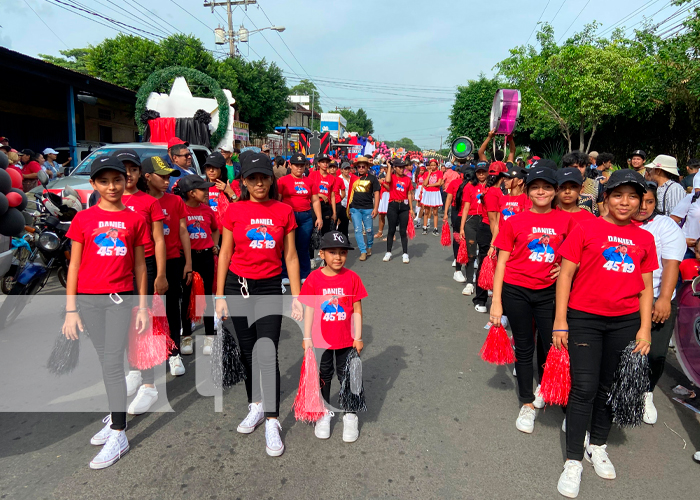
[348,156,380,261]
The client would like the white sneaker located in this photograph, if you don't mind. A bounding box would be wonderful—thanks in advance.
[402,253,409,264]
[89,429,129,469]
[342,413,359,443]
[125,371,142,397]
[237,402,265,434]
[127,386,158,415]
[90,415,114,446]
[453,271,466,283]
[452,259,456,267]
[475,304,487,313]
[203,336,214,356]
[462,283,474,295]
[642,392,657,424]
[383,252,392,262]
[314,410,334,439]
[516,405,536,434]
[562,418,566,432]
[281,278,290,286]
[693,451,700,463]
[181,336,193,355]
[534,385,545,409]
[557,460,583,498]
[168,355,185,376]
[310,258,317,270]
[585,443,616,479]
[265,419,284,456]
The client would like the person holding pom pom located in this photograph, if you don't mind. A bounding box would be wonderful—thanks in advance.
[299,231,367,442]
[490,166,574,435]
[62,155,150,470]
[381,157,414,264]
[553,169,657,498]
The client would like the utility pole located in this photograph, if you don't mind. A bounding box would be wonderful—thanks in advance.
[204,0,257,58]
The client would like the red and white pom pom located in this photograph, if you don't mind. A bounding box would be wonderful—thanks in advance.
[188,272,206,324]
[293,348,327,423]
[478,253,497,291]
[480,325,516,365]
[441,222,451,247]
[407,220,415,239]
[456,238,469,265]
[539,346,571,406]
[128,295,175,370]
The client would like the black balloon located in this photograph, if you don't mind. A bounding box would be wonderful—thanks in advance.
[0,208,25,236]
[0,192,8,216]
[0,168,11,194]
[8,188,28,212]
[0,153,8,170]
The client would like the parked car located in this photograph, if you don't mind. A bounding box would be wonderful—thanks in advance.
[34,142,211,204]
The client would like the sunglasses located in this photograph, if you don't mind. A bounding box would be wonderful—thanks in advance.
[175,153,193,158]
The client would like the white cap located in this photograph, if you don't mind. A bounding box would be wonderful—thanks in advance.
[43,148,59,155]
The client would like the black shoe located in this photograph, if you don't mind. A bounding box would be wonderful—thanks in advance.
[422,227,428,235]
[432,228,439,236]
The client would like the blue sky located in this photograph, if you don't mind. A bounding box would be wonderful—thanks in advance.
[0,0,689,149]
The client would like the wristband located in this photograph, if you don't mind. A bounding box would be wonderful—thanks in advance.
[552,330,569,333]
[355,339,363,342]
[214,296,227,300]
[65,309,79,314]
[636,339,652,346]
[303,337,312,340]
[138,307,148,311]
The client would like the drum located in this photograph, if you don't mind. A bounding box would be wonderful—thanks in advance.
[490,89,522,135]
[674,278,700,387]
[450,137,474,160]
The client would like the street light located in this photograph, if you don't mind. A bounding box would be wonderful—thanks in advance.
[214,24,286,55]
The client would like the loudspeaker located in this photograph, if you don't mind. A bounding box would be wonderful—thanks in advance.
[451,136,474,160]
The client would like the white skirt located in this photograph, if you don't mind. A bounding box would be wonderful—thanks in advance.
[378,192,390,213]
[414,186,423,202]
[421,190,443,207]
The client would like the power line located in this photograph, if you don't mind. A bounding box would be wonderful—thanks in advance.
[53,0,165,39]
[283,71,456,92]
[119,0,183,35]
[45,0,134,36]
[95,0,172,38]
[24,0,69,48]
[557,0,592,42]
[598,0,664,36]
[168,0,212,30]
[526,0,553,45]
[549,0,568,24]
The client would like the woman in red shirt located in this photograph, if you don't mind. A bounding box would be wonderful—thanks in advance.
[203,151,239,230]
[414,165,427,225]
[488,164,531,247]
[556,167,597,226]
[62,156,149,470]
[381,157,414,263]
[215,152,303,457]
[421,159,444,235]
[491,167,574,434]
[553,169,656,498]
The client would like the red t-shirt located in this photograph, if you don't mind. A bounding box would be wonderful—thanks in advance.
[122,191,164,258]
[494,210,575,289]
[185,203,218,250]
[22,161,42,185]
[157,193,187,260]
[445,178,464,208]
[299,268,368,349]
[277,174,317,212]
[309,170,336,201]
[66,206,150,294]
[680,258,700,281]
[222,200,297,279]
[498,193,532,228]
[386,175,413,202]
[483,187,504,224]
[565,208,597,226]
[230,180,241,199]
[423,170,443,192]
[558,218,659,316]
[208,186,221,212]
[465,183,488,217]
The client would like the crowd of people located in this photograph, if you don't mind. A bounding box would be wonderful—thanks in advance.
[2,129,699,496]
[0,136,72,192]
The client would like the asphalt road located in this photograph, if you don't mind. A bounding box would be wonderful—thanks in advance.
[1,220,699,500]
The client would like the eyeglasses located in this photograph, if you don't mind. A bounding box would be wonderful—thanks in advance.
[175,153,193,158]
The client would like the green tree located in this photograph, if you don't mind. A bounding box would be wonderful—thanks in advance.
[39,48,90,74]
[384,137,420,151]
[288,79,322,130]
[447,74,502,146]
[339,108,374,136]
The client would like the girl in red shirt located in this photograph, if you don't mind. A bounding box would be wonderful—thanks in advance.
[63,155,149,470]
[414,165,427,224]
[553,169,656,498]
[488,164,531,248]
[215,152,303,458]
[380,158,414,263]
[176,175,220,355]
[337,162,358,240]
[491,167,574,435]
[142,157,192,370]
[422,159,444,235]
[376,165,390,239]
[555,167,597,226]
[203,151,239,230]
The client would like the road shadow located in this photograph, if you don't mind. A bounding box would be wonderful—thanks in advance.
[486,364,515,392]
[361,342,409,423]
[408,242,429,258]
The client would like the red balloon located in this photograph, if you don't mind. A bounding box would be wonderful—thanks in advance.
[6,191,22,208]
[7,168,22,190]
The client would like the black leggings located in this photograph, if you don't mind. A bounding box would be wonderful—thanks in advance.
[320,200,335,235]
[337,206,350,240]
[318,346,352,406]
[78,292,133,430]
[223,271,283,418]
[164,256,184,355]
[473,221,492,306]
[502,283,555,404]
[182,249,215,337]
[565,309,640,461]
[649,300,678,391]
[387,201,409,254]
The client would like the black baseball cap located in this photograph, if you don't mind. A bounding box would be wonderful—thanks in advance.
[631,149,646,160]
[142,156,181,177]
[319,230,354,250]
[393,157,408,167]
[20,148,34,156]
[555,167,583,186]
[474,161,489,172]
[290,153,307,165]
[530,158,558,171]
[604,169,647,194]
[503,165,528,179]
[526,166,557,186]
[177,174,215,193]
[0,144,10,152]
[111,148,141,167]
[315,153,331,162]
[203,151,226,169]
[90,155,126,179]
[240,152,274,178]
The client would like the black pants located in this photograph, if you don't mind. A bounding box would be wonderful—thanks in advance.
[224,271,283,418]
[133,255,157,384]
[387,201,409,254]
[320,200,334,235]
[566,309,640,461]
[473,221,492,306]
[318,346,352,406]
[649,300,678,391]
[502,283,555,404]
[182,248,215,337]
[337,206,350,240]
[78,292,133,430]
[164,256,184,356]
